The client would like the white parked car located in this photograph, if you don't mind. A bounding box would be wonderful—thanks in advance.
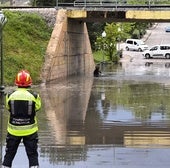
[143,45,170,59]
[165,27,170,32]
[125,39,148,52]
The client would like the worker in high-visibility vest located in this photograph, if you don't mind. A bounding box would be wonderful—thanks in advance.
[2,70,41,168]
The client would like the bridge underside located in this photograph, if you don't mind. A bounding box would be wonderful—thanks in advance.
[67,10,170,22]
[42,8,170,82]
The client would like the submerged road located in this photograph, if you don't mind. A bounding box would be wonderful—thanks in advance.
[2,23,170,168]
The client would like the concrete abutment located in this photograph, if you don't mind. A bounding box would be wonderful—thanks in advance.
[41,9,95,83]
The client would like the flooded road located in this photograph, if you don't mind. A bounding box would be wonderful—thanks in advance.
[36,62,170,168]
[2,61,170,168]
[2,23,170,167]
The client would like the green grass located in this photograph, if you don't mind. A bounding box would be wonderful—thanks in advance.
[3,10,52,86]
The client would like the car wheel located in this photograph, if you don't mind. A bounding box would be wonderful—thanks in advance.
[165,63,170,68]
[145,53,150,59]
[138,48,142,52]
[126,47,129,51]
[165,53,170,59]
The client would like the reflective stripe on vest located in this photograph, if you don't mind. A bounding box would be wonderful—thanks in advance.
[28,101,33,115]
[10,100,33,116]
[7,118,38,136]
[11,100,15,115]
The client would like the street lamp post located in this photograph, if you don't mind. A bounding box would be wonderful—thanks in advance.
[0,10,7,165]
[0,10,7,94]
[117,27,121,51]
[102,31,106,63]
[56,0,58,7]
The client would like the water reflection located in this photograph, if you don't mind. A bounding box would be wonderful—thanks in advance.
[36,66,170,166]
[37,77,93,166]
[88,79,170,146]
[39,76,93,146]
[145,62,170,69]
[3,63,170,167]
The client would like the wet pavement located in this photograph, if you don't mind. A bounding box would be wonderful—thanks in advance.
[2,64,170,167]
[2,23,170,167]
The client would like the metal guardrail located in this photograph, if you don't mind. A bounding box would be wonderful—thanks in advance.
[56,0,170,8]
[73,0,127,7]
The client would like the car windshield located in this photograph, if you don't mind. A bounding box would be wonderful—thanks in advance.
[150,46,158,50]
[138,41,145,45]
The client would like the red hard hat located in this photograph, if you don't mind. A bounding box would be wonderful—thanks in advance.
[15,70,32,87]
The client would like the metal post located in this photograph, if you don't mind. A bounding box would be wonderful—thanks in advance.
[0,27,3,89]
[0,87,4,165]
[100,0,102,5]
[56,0,58,7]
[148,0,151,9]
[0,11,7,92]
[117,27,121,51]
[84,0,86,7]
[102,31,106,64]
[0,10,7,165]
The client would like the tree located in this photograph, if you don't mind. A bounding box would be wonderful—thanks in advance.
[95,22,132,62]
[87,22,105,51]
[30,0,55,6]
[132,22,149,39]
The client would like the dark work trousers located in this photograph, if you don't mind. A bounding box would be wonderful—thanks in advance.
[2,132,39,167]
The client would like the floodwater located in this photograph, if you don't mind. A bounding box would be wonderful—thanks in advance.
[2,59,170,168]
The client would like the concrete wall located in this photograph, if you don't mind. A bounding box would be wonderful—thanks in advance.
[41,9,95,83]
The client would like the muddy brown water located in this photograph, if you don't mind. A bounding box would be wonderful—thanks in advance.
[1,60,170,168]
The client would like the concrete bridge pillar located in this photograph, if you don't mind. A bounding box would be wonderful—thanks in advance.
[41,9,95,83]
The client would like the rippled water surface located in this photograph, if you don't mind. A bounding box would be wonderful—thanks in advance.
[2,61,170,168]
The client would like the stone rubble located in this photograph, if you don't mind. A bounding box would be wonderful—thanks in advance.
[6,8,58,27]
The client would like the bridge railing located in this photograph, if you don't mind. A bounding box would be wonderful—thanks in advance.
[56,0,170,8]
[73,0,127,7]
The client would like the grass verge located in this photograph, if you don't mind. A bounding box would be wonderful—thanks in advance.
[3,10,52,86]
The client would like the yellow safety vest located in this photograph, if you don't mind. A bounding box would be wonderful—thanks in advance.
[6,88,41,136]
[7,117,38,136]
